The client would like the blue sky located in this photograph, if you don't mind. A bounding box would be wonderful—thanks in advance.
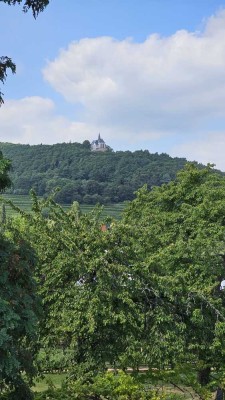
[1,0,225,169]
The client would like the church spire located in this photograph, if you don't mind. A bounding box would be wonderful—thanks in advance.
[91,133,108,151]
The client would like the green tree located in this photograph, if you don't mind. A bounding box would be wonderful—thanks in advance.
[0,142,189,204]
[122,163,225,385]
[15,196,142,375]
[82,140,91,150]
[0,226,40,399]
[11,163,225,394]
[0,139,39,399]
[0,57,16,105]
[1,203,6,224]
[1,0,49,17]
[0,151,11,191]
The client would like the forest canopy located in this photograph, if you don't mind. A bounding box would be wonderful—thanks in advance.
[0,141,189,204]
[2,163,225,399]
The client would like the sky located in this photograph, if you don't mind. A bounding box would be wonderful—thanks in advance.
[1,0,225,170]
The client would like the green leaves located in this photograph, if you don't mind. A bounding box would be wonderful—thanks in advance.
[1,0,49,18]
[0,56,16,106]
[122,164,225,378]
[0,227,40,395]
[0,142,190,203]
[34,371,161,400]
[8,163,225,391]
[0,151,11,191]
[13,196,145,372]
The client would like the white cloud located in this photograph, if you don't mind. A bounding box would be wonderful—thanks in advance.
[170,132,225,171]
[0,96,166,147]
[43,9,225,136]
[0,97,97,144]
[1,9,225,170]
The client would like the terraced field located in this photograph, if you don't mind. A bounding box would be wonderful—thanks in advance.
[0,194,125,220]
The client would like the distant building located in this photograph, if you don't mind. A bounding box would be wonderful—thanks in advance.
[91,134,108,152]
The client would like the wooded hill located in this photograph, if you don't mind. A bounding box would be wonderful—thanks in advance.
[0,141,189,204]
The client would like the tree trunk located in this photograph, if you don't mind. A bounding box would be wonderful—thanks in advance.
[197,366,211,386]
[215,388,224,400]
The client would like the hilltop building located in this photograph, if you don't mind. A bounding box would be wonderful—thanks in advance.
[91,134,108,152]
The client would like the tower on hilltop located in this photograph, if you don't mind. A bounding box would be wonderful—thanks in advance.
[91,133,108,152]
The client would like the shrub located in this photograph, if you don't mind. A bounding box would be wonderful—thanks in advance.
[33,371,185,400]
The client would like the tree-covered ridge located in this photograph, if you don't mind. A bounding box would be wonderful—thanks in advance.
[0,141,188,204]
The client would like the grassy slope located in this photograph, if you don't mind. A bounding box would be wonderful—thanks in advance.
[33,374,67,392]
[0,194,125,219]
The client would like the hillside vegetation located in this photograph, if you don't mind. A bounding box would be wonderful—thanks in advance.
[2,164,225,400]
[0,141,188,204]
[2,194,125,219]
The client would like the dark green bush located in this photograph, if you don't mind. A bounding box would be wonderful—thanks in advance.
[36,348,73,372]
[33,371,184,400]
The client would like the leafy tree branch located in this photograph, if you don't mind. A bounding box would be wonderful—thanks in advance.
[0,56,16,105]
[0,0,49,18]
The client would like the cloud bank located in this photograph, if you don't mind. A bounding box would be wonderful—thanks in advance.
[43,11,225,133]
[1,10,225,169]
[0,97,98,145]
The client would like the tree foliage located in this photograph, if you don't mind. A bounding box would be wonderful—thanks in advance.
[5,163,225,396]
[0,57,16,106]
[0,0,49,18]
[34,371,163,400]
[0,142,189,204]
[0,151,11,192]
[0,146,37,399]
[122,164,225,380]
[0,227,40,399]
[14,196,142,374]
